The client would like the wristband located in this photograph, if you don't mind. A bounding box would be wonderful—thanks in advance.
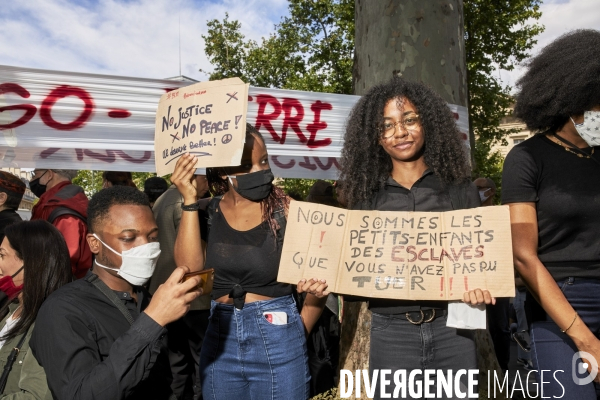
[181,202,200,211]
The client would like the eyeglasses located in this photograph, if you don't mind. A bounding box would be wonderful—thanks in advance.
[379,114,421,140]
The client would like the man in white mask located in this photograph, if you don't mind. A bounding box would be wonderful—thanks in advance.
[30,185,202,400]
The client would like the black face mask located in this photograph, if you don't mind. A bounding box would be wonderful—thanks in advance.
[228,169,274,201]
[29,171,48,198]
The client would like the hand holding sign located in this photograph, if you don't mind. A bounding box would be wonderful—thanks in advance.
[171,153,199,204]
[154,78,249,176]
[463,288,496,305]
[297,278,330,299]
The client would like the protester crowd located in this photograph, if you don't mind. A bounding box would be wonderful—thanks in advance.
[0,29,598,400]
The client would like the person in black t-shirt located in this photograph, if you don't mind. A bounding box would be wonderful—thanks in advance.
[171,125,329,400]
[503,29,600,398]
[339,76,491,399]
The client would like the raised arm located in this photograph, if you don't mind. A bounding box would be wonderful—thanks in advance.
[172,154,204,272]
[509,202,600,375]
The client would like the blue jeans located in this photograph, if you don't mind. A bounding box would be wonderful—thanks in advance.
[530,277,600,399]
[200,295,310,400]
[370,311,477,400]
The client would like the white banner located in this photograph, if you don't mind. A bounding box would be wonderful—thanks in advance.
[0,65,469,179]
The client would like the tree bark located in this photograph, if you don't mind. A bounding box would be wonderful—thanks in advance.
[338,301,371,399]
[353,0,468,106]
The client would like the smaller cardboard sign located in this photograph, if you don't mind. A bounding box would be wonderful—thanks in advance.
[154,78,249,176]
[277,201,515,300]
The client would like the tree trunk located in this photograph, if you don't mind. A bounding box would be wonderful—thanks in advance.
[338,301,371,399]
[339,2,470,398]
[353,0,468,106]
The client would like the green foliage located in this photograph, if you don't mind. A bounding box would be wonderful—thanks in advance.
[310,387,339,400]
[73,171,163,198]
[132,172,160,190]
[72,170,103,197]
[201,0,354,94]
[472,145,505,205]
[464,0,544,181]
[201,0,544,196]
[278,178,336,200]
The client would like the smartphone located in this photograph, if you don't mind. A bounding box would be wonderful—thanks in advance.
[263,311,288,325]
[182,269,214,296]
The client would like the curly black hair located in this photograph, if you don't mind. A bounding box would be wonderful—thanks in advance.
[206,124,289,239]
[339,76,471,208]
[514,29,600,133]
[88,185,151,233]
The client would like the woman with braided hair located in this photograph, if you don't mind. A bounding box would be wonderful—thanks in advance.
[172,124,328,400]
[339,76,493,399]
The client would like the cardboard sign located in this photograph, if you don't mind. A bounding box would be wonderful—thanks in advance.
[277,201,515,300]
[154,78,249,176]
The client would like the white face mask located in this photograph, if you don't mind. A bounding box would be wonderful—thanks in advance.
[93,234,161,286]
[479,189,492,203]
[572,111,600,147]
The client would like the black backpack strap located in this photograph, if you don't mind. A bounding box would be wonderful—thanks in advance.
[48,206,87,225]
[85,273,134,325]
[47,184,87,224]
[0,326,30,393]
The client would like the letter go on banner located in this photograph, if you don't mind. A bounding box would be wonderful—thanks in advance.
[277,201,515,300]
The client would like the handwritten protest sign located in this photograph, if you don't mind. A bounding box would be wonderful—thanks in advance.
[154,78,249,176]
[277,201,515,300]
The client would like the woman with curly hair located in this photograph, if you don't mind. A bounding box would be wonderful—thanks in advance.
[172,124,329,400]
[503,30,600,398]
[339,76,492,398]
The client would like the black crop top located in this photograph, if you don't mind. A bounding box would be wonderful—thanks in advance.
[204,204,293,308]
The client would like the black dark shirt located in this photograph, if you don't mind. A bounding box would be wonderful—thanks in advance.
[356,171,481,314]
[0,209,22,243]
[502,134,600,280]
[204,202,293,303]
[30,272,172,400]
